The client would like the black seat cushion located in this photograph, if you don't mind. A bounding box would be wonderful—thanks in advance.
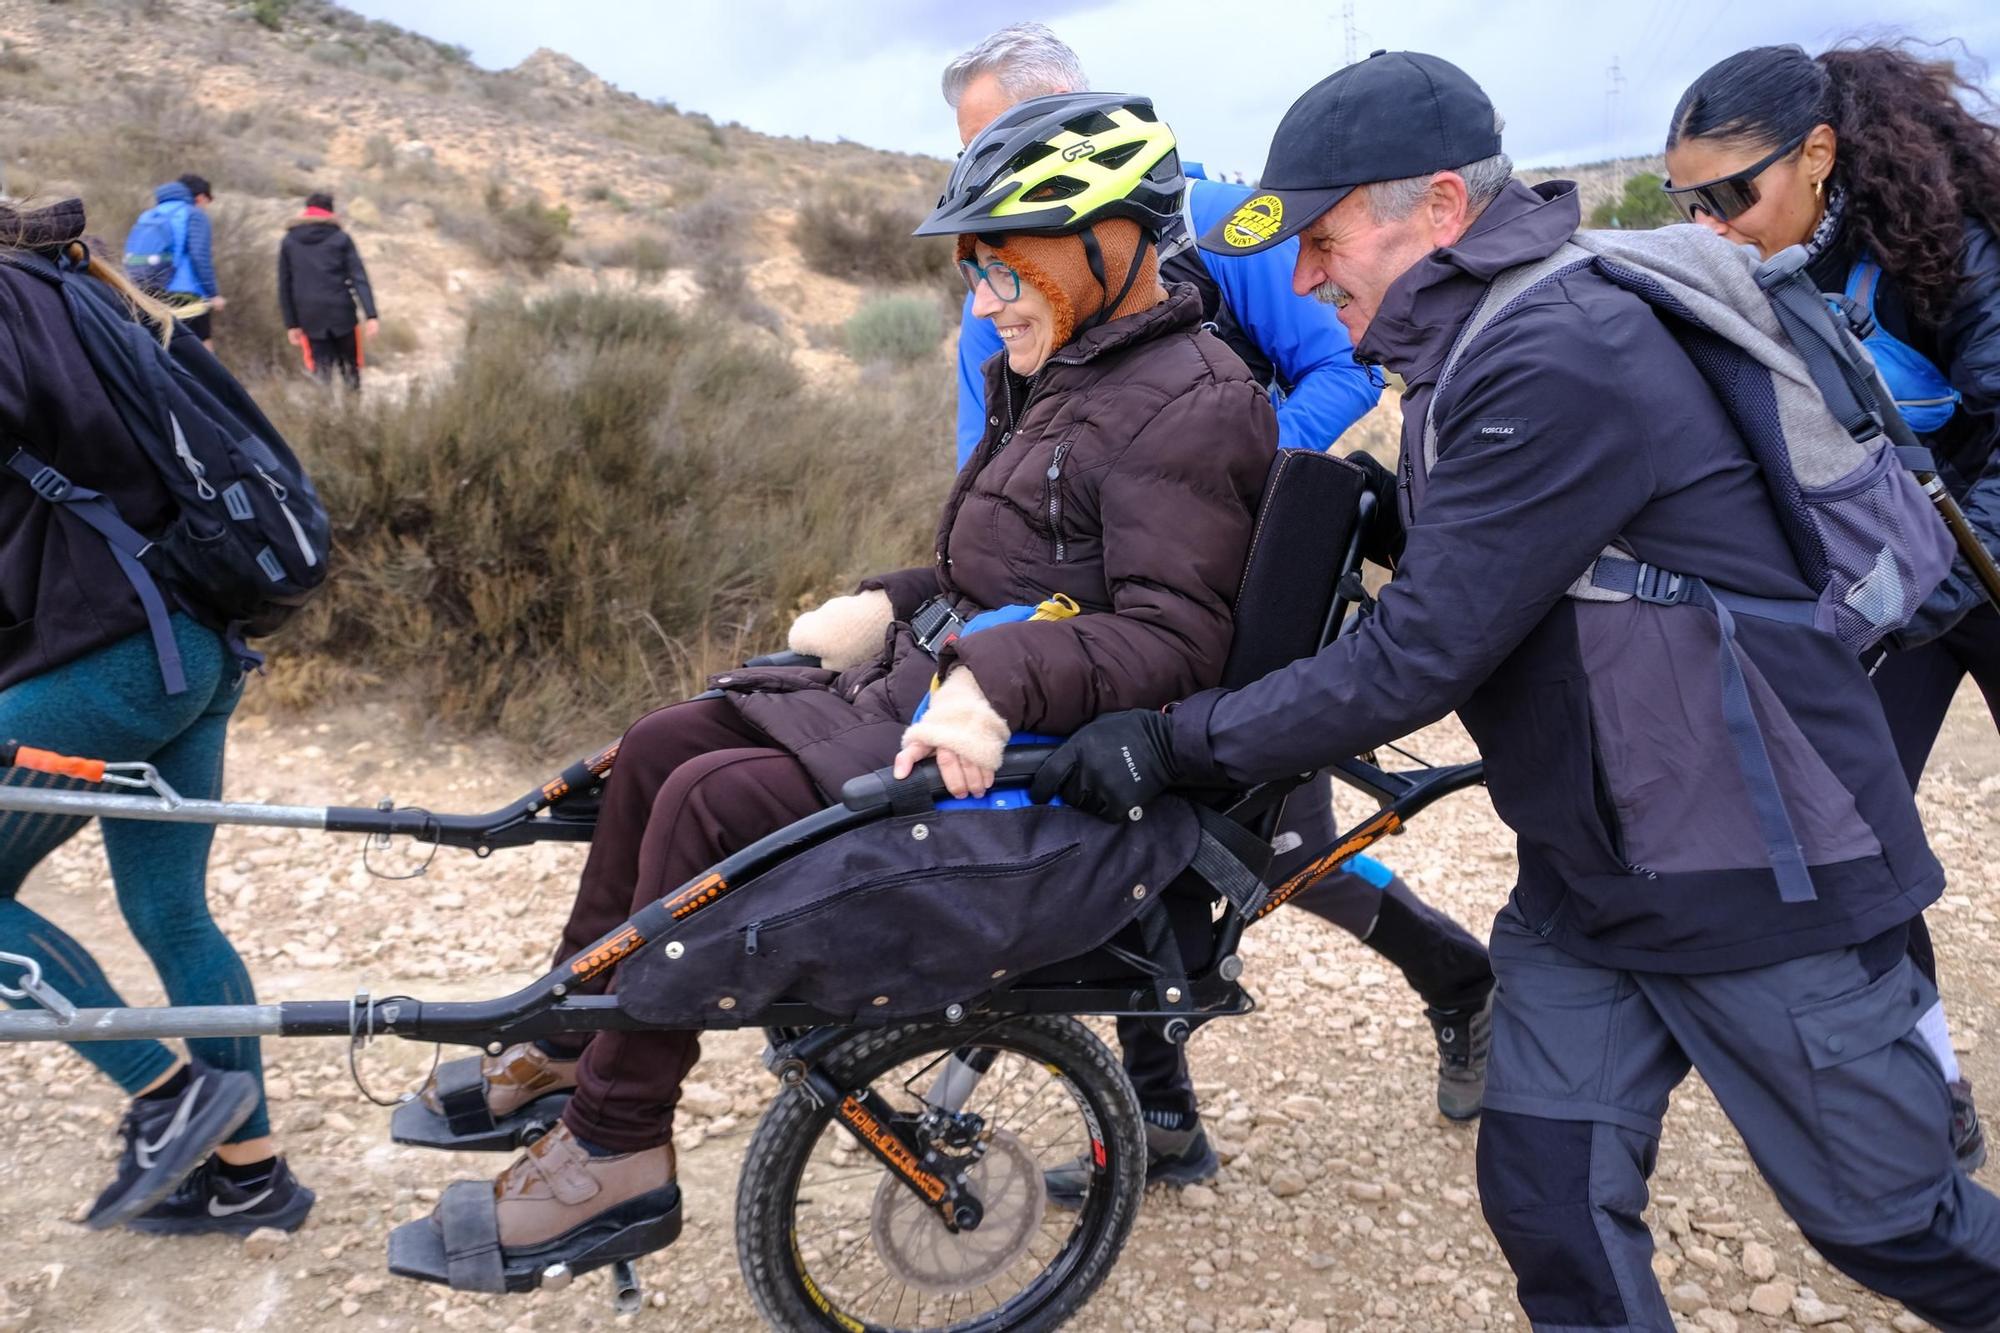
[1221,451,1368,689]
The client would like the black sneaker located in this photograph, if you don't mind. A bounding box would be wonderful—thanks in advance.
[1427,987,1494,1122]
[84,1062,260,1230]
[1953,1078,1988,1175]
[1045,1118,1218,1209]
[128,1155,316,1235]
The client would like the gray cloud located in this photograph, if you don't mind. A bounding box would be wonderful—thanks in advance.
[343,0,1998,177]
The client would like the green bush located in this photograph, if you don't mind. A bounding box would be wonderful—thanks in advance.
[844,293,946,366]
[261,290,951,748]
[794,187,955,291]
[1589,171,1682,230]
[250,0,292,31]
[449,183,571,275]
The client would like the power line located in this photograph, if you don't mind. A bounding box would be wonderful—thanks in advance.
[1342,0,1359,66]
[1606,55,1626,179]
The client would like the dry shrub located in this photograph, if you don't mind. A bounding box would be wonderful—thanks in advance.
[794,187,956,293]
[844,292,947,366]
[205,203,292,379]
[573,229,675,280]
[262,289,950,750]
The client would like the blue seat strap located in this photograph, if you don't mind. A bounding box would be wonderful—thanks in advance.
[5,449,187,696]
[1588,557,1817,904]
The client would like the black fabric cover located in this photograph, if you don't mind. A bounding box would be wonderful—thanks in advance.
[1221,449,1366,688]
[616,796,1203,1026]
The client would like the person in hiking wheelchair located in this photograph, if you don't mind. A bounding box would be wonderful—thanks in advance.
[392,92,1279,1298]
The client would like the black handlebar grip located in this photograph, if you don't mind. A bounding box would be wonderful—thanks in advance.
[840,745,1056,814]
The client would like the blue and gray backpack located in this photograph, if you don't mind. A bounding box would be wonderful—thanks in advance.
[2,247,328,694]
[121,197,191,294]
[1426,225,1956,905]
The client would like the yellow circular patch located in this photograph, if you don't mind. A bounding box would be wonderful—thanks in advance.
[1222,194,1284,248]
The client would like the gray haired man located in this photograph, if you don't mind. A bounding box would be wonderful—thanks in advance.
[1039,51,2000,1331]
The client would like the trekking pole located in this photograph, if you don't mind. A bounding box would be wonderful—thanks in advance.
[1919,475,2000,611]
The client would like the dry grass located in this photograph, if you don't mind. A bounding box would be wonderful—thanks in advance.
[259,288,951,750]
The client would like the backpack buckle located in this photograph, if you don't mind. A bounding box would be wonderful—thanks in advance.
[27,466,71,503]
[1632,563,1686,605]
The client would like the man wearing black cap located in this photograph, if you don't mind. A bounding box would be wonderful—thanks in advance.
[1036,51,2000,1331]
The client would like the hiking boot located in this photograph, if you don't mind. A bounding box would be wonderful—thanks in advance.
[1953,1078,1988,1174]
[1045,1116,1218,1209]
[1427,987,1494,1122]
[128,1155,316,1235]
[85,1061,260,1230]
[419,1041,579,1121]
[495,1121,676,1249]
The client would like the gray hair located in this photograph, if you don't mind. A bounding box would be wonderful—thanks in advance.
[941,23,1089,108]
[1362,112,1513,222]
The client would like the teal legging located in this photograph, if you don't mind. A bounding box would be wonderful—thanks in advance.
[0,615,267,1140]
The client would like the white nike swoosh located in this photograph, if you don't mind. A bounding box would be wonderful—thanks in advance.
[134,1075,205,1170]
[209,1187,274,1217]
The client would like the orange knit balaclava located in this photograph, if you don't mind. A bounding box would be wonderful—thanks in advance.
[958,217,1166,351]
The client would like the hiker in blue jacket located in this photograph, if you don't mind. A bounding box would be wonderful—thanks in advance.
[1038,51,2000,1332]
[940,24,1497,1183]
[123,175,222,347]
[1665,41,2000,1175]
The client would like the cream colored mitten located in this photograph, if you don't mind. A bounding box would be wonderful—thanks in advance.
[786,589,894,670]
[899,669,1011,773]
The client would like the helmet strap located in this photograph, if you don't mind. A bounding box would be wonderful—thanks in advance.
[1076,227,1145,336]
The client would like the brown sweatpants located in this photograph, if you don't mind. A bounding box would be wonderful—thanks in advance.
[553,697,822,1153]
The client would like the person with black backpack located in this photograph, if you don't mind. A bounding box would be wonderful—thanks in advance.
[0,196,323,1235]
[1036,52,2000,1330]
[1665,40,2000,1177]
[277,191,377,390]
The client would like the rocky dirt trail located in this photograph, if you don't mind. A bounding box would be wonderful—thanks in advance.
[0,688,1994,1333]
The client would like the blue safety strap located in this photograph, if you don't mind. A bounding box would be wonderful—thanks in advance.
[1588,556,1817,904]
[5,448,186,695]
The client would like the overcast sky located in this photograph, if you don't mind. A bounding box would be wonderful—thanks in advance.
[344,1,2000,177]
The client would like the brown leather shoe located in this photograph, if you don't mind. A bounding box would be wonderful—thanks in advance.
[493,1121,676,1249]
[419,1043,579,1120]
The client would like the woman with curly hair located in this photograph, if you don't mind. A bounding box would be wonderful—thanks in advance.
[1665,40,2000,1175]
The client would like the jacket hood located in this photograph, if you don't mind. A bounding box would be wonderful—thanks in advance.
[1357,179,1581,386]
[287,214,343,237]
[154,181,193,206]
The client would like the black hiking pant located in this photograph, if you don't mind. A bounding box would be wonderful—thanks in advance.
[306,328,361,390]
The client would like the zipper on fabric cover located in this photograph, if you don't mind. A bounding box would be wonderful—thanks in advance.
[256,467,318,566]
[168,412,217,501]
[743,922,760,955]
[1047,441,1072,562]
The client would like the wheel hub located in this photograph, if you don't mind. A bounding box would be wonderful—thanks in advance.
[870,1127,1046,1293]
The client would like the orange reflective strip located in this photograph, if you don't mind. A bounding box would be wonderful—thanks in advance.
[1256,809,1402,920]
[14,747,107,783]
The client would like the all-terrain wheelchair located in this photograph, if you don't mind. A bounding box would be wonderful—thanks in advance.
[0,450,1483,1331]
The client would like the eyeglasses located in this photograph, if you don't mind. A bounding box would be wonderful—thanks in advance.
[1662,132,1808,223]
[958,256,1023,302]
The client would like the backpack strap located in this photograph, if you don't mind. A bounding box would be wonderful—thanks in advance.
[3,448,187,695]
[1582,553,1817,904]
[1756,247,1904,448]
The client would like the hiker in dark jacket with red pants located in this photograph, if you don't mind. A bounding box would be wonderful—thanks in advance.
[278,192,376,390]
[0,199,312,1235]
[1039,53,2000,1332]
[1665,41,2000,1173]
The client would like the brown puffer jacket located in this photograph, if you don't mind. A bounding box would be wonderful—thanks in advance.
[720,283,1276,796]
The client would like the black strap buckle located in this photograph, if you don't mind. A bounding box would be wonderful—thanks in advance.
[27,466,71,503]
[1632,563,1687,606]
[910,596,967,659]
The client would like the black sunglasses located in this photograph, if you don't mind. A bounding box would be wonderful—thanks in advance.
[1662,132,1809,223]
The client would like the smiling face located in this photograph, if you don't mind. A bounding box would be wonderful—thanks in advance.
[1290,177,1473,343]
[969,241,1056,374]
[1662,123,1836,259]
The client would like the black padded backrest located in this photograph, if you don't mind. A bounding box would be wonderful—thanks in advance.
[1220,450,1368,689]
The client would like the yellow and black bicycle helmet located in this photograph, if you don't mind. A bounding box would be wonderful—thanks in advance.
[914,92,1184,241]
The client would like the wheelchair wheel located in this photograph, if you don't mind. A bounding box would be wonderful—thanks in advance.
[737,1015,1145,1332]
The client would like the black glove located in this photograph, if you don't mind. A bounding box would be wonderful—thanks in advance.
[1030,708,1181,822]
[1343,449,1405,568]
